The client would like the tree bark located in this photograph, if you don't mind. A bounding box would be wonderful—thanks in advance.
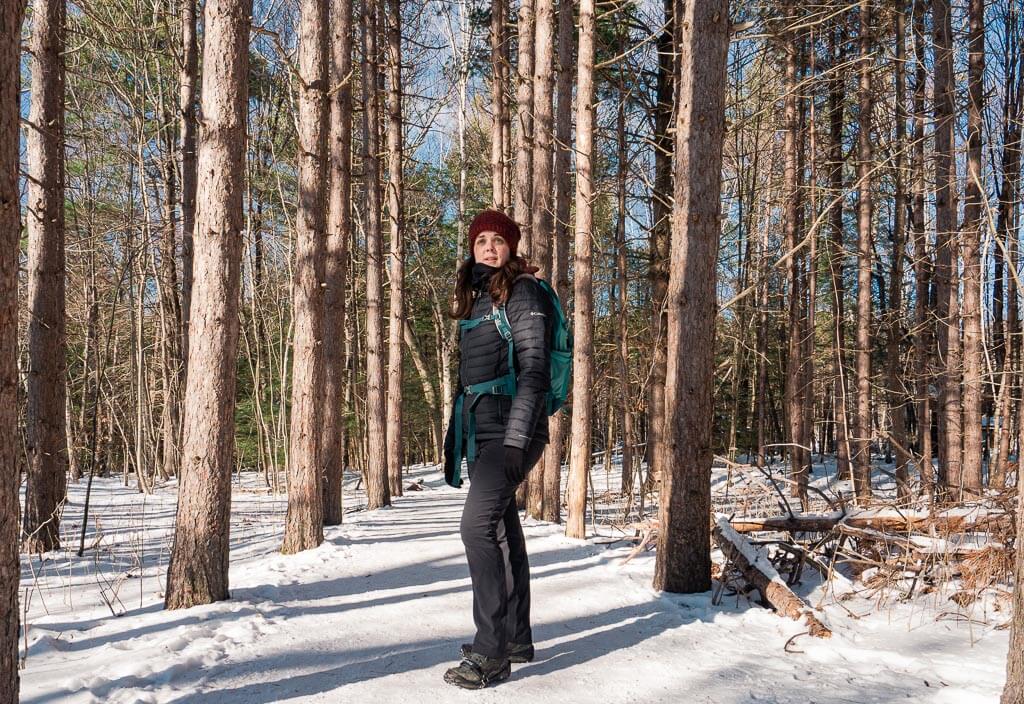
[514,0,535,251]
[363,0,391,510]
[853,0,875,505]
[491,0,506,208]
[959,0,985,498]
[647,0,674,492]
[615,85,633,497]
[159,101,183,482]
[933,0,962,495]
[991,6,1022,491]
[827,20,852,489]
[385,0,404,498]
[524,0,555,519]
[653,0,729,594]
[541,0,574,524]
[1004,426,1024,702]
[23,0,68,553]
[886,4,909,500]
[910,0,932,493]
[781,12,809,508]
[0,0,25,693]
[165,0,251,608]
[180,0,198,377]
[565,0,595,540]
[282,0,329,554]
[323,0,353,526]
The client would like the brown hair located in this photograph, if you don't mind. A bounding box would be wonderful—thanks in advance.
[450,255,533,320]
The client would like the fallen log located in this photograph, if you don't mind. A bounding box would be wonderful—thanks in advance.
[727,507,1009,534]
[713,516,832,638]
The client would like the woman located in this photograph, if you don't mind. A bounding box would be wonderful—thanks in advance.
[442,209,552,689]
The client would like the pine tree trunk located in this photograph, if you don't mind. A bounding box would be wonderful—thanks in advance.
[653,0,728,594]
[991,12,1022,491]
[853,0,875,505]
[615,90,633,496]
[363,0,391,510]
[524,0,555,519]
[385,0,404,498]
[165,0,250,608]
[782,15,808,508]
[565,0,595,540]
[282,0,329,554]
[514,0,535,250]
[933,0,962,495]
[159,107,183,482]
[647,0,673,492]
[541,0,574,524]
[910,0,933,493]
[887,4,909,500]
[180,0,198,377]
[23,0,68,553]
[1004,388,1024,702]
[0,0,25,692]
[959,0,985,498]
[827,21,852,489]
[491,0,506,208]
[322,0,353,527]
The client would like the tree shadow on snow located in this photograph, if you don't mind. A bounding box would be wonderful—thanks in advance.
[162,600,705,703]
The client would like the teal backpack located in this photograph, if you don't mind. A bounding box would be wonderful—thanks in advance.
[448,276,573,487]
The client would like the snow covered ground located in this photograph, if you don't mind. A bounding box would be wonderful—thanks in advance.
[18,462,1011,703]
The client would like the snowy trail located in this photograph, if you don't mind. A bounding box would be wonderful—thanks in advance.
[20,467,1008,703]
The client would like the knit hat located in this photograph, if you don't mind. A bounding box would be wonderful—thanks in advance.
[468,209,521,256]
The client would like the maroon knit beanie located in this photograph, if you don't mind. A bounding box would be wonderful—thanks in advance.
[468,209,521,256]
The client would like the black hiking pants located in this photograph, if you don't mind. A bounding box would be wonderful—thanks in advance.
[460,438,545,659]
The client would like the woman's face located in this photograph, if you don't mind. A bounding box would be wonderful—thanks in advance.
[473,230,511,268]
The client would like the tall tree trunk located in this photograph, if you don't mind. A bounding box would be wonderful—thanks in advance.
[282,0,329,554]
[853,0,875,505]
[0,0,25,692]
[159,105,183,482]
[933,0,962,495]
[323,0,353,526]
[887,4,909,500]
[959,0,985,497]
[782,12,808,508]
[180,0,198,377]
[514,0,535,250]
[1006,353,1024,701]
[23,0,68,553]
[992,6,1022,491]
[363,0,391,510]
[647,0,673,492]
[525,0,555,519]
[385,0,404,498]
[165,0,251,608]
[514,0,537,512]
[615,85,633,496]
[541,0,574,524]
[910,0,932,494]
[565,0,595,540]
[1005,455,1024,703]
[491,0,506,209]
[653,0,728,594]
[827,20,852,489]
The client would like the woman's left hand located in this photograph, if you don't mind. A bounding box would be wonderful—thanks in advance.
[503,446,526,485]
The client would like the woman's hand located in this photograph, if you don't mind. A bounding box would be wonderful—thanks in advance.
[503,446,526,485]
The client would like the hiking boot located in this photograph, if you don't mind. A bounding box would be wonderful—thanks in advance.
[460,641,535,663]
[443,651,511,689]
